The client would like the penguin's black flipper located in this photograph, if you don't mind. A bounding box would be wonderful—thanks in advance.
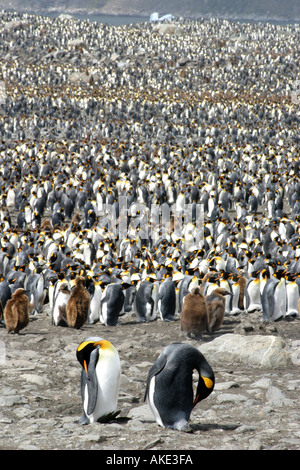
[84,346,100,416]
[144,354,167,402]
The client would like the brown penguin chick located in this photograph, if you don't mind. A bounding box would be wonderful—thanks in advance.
[180,286,208,339]
[237,272,247,311]
[3,288,30,334]
[66,276,90,329]
[206,288,231,332]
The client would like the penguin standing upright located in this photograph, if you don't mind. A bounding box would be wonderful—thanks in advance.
[180,287,208,339]
[206,287,231,332]
[157,276,176,321]
[3,288,30,334]
[285,273,299,317]
[244,271,262,313]
[230,274,242,315]
[144,343,215,432]
[100,283,124,326]
[66,276,90,329]
[88,279,102,324]
[134,278,157,322]
[52,282,70,326]
[261,271,286,322]
[76,337,121,424]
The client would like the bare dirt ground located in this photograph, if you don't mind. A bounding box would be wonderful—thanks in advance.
[0,305,299,452]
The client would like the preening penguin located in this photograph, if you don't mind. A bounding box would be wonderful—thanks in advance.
[66,276,90,329]
[144,343,215,432]
[206,287,231,332]
[3,288,30,334]
[180,286,208,339]
[76,337,121,424]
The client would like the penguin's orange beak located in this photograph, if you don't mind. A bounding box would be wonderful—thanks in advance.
[83,360,88,373]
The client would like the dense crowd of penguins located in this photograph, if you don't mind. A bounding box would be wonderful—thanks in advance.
[0,10,299,335]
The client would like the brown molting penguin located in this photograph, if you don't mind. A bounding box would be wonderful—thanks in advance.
[180,286,208,339]
[206,287,231,332]
[3,288,30,334]
[66,276,90,329]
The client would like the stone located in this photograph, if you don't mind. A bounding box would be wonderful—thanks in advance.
[199,334,291,368]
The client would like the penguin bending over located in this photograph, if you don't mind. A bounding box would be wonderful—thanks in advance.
[76,337,121,424]
[3,288,30,334]
[144,343,215,432]
[66,276,90,329]
[180,287,208,339]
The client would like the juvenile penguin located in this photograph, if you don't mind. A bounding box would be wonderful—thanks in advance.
[3,288,30,334]
[180,286,208,339]
[144,343,215,432]
[206,287,231,332]
[100,283,124,326]
[66,276,90,329]
[76,336,121,424]
[52,282,70,326]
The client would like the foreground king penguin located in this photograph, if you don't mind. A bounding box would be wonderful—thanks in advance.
[144,343,215,432]
[76,336,121,424]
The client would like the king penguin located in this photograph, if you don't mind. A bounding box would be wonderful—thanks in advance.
[134,278,158,322]
[180,286,208,339]
[66,276,90,329]
[76,336,121,424]
[52,282,70,326]
[100,283,124,326]
[285,273,299,317]
[144,343,215,432]
[244,270,262,313]
[261,271,286,322]
[3,288,30,334]
[157,276,176,321]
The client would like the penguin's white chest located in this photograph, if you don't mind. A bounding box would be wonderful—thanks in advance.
[147,377,164,428]
[85,350,121,423]
[53,291,69,325]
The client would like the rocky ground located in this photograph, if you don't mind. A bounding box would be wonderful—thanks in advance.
[0,305,299,452]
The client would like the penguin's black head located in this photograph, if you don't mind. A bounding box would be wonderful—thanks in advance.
[76,337,113,372]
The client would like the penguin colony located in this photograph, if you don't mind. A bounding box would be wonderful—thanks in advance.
[0,11,299,333]
[0,10,299,428]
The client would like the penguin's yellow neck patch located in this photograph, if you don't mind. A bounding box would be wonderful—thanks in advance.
[77,339,113,352]
[94,340,112,350]
[202,376,214,389]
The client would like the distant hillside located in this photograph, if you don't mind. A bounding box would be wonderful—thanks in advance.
[0,0,299,21]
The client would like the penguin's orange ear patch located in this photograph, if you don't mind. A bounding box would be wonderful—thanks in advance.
[202,376,214,389]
